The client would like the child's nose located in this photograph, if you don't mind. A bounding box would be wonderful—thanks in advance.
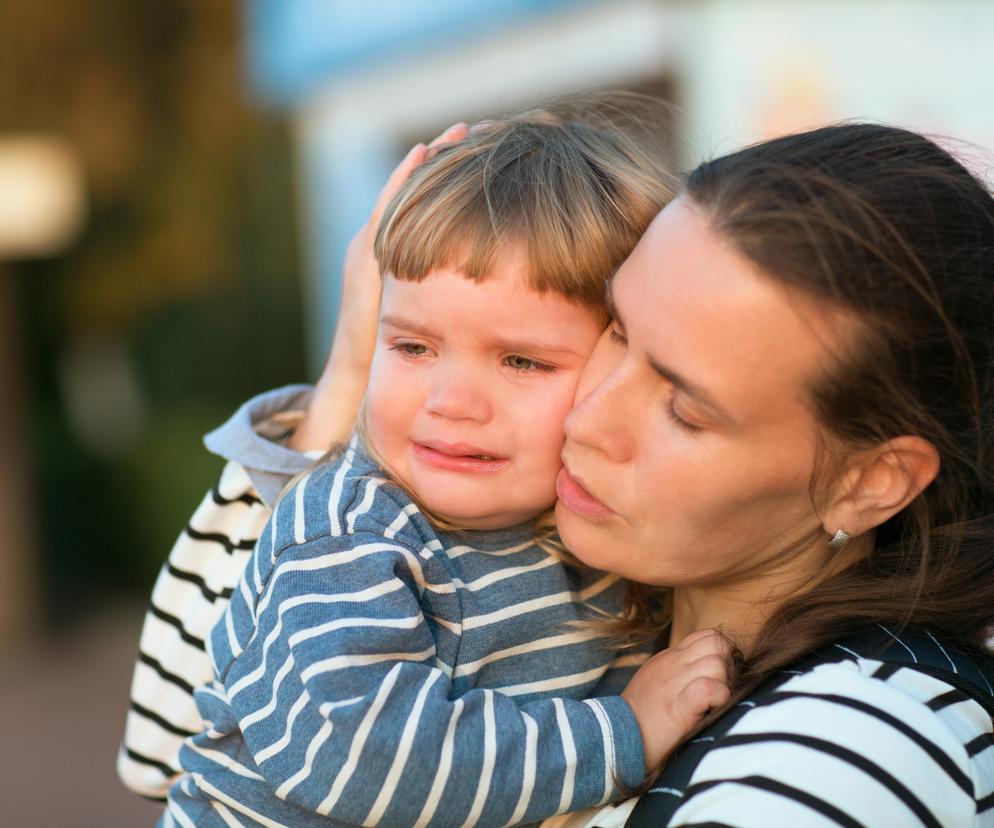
[424,366,492,422]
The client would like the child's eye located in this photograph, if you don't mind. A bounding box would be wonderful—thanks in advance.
[389,342,431,358]
[504,354,556,373]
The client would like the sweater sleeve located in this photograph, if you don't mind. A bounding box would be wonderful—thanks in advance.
[117,460,268,800]
[191,530,646,828]
[202,384,318,507]
[666,661,986,827]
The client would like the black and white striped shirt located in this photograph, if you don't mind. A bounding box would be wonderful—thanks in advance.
[118,459,268,800]
[554,630,994,827]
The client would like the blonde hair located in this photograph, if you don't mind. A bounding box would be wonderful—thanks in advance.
[374,94,676,308]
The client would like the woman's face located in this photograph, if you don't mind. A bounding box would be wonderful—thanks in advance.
[556,196,845,588]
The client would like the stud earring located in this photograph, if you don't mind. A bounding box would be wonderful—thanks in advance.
[828,529,851,551]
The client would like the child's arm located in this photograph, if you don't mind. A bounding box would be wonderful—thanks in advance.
[186,532,729,827]
[117,459,270,799]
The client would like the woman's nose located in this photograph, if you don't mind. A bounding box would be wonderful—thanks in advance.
[424,364,492,422]
[565,355,634,463]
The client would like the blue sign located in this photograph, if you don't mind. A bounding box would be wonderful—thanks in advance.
[245,0,591,105]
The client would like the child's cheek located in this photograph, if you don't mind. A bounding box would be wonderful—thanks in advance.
[363,365,401,459]
[524,375,578,471]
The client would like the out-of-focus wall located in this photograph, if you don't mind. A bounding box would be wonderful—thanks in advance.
[278,0,994,369]
[680,0,994,162]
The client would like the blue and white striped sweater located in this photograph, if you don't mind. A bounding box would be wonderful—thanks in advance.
[167,440,648,827]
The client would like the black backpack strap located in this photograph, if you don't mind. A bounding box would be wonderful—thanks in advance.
[900,662,994,718]
[833,626,994,717]
[624,627,994,827]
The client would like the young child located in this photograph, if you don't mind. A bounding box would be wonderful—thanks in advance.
[147,107,730,827]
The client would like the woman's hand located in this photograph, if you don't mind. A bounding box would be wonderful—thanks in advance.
[621,628,733,776]
[289,123,470,451]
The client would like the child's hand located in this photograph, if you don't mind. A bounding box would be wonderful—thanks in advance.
[621,628,733,775]
[289,123,470,451]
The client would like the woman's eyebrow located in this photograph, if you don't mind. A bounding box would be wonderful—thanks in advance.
[647,357,732,423]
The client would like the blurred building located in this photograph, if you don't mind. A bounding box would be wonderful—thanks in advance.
[246,0,994,368]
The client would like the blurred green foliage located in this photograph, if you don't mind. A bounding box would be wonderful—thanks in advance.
[1,1,306,623]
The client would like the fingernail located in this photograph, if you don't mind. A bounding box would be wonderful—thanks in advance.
[469,120,495,136]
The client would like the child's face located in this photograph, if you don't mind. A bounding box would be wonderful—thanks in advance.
[364,253,604,530]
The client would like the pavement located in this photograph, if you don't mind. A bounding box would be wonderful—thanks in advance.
[0,604,165,827]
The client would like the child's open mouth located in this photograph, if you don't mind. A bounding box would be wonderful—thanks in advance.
[411,441,509,473]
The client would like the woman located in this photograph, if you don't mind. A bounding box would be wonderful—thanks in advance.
[551,123,994,826]
[121,121,994,826]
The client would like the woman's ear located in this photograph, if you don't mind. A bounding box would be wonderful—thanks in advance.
[823,436,940,539]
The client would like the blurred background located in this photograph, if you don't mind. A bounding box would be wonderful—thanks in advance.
[0,0,992,824]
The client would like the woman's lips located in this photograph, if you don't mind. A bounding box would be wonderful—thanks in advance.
[411,442,510,473]
[556,466,614,520]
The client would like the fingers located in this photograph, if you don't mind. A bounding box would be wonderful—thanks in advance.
[469,119,495,137]
[370,142,428,225]
[369,122,470,225]
[685,652,728,680]
[424,122,469,161]
[429,122,470,148]
[674,627,733,658]
[677,676,732,722]
[673,627,719,649]
[624,639,734,772]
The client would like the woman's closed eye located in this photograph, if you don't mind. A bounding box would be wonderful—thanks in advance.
[663,388,706,433]
[666,399,704,432]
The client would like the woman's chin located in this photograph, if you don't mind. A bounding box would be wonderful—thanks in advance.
[555,499,614,568]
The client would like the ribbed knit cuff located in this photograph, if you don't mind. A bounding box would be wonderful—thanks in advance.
[596,695,647,793]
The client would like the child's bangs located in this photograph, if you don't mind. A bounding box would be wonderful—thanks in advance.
[373,161,507,290]
[374,114,672,309]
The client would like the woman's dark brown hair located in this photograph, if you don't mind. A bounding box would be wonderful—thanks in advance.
[676,123,994,706]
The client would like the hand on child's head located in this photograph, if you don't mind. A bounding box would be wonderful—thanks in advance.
[424,122,470,161]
